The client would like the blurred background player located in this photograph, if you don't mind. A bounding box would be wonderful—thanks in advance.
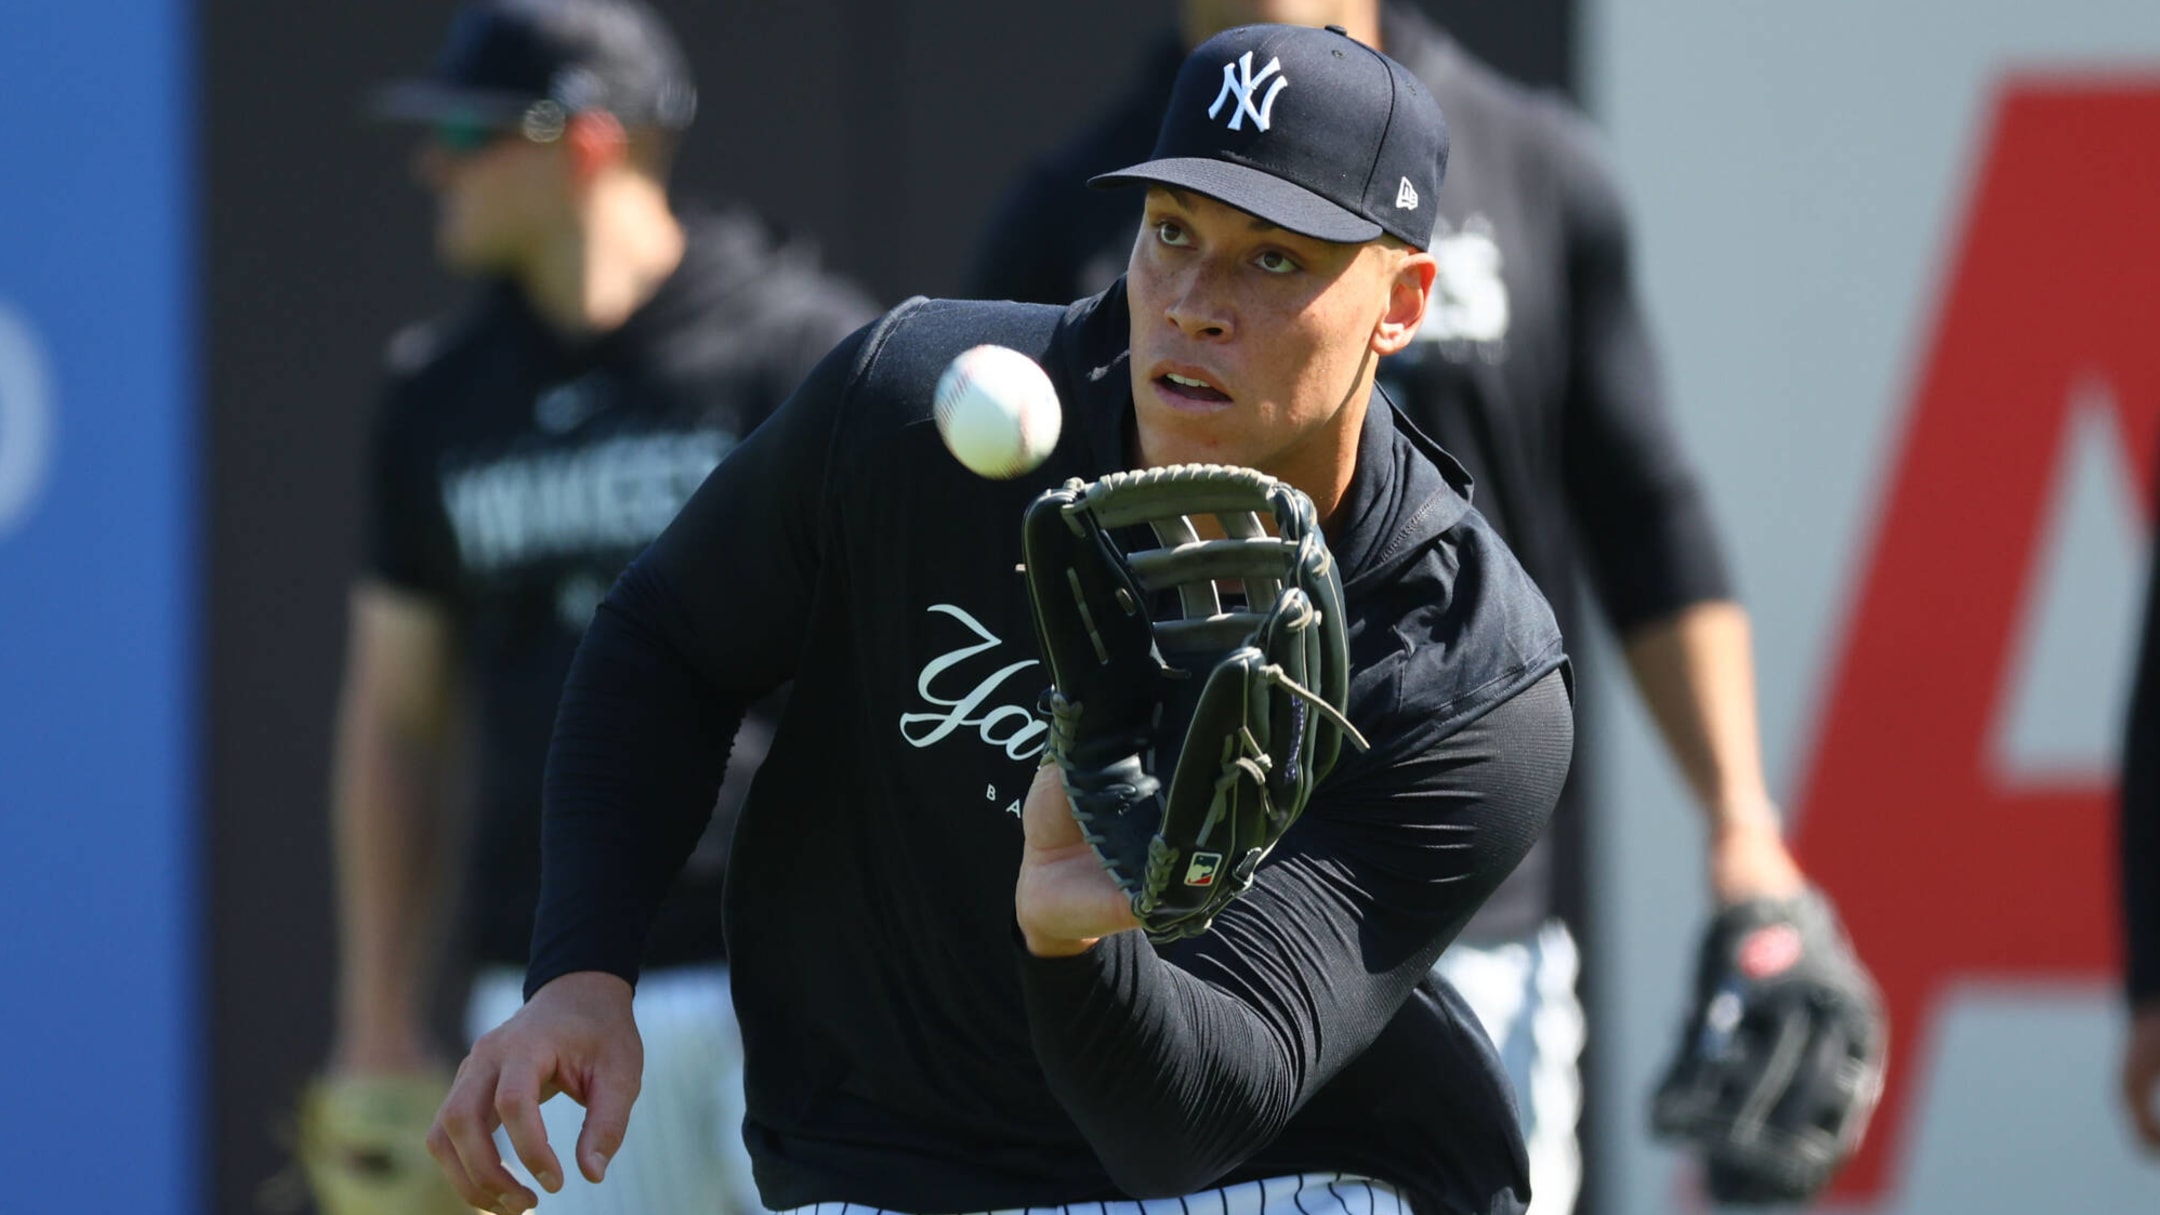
[2121,511,2160,1153]
[969,3,1816,1210]
[316,0,876,1212]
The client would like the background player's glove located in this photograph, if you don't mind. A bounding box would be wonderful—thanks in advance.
[262,1071,471,1215]
[1022,464,1366,942]
[1650,889,1888,1205]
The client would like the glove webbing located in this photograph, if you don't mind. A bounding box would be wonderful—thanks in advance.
[1059,464,1318,655]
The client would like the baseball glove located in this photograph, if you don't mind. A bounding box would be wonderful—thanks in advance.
[1650,889,1888,1205]
[260,1071,470,1215]
[1022,463,1367,942]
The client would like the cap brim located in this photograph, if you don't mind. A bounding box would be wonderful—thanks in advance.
[1089,157,1382,245]
[364,80,537,125]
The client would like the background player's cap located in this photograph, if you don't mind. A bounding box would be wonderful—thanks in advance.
[367,0,697,134]
[1090,24,1447,249]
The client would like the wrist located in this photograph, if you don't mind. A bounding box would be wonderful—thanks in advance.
[532,969,636,1008]
[1708,812,1806,905]
[1707,790,1783,836]
[1020,926,1100,959]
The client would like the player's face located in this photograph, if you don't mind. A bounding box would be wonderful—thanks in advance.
[415,130,569,275]
[1125,187,1430,482]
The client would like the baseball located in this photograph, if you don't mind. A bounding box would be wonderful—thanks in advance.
[933,345,1062,479]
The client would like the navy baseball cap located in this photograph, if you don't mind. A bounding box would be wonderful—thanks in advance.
[1091,24,1448,249]
[368,0,697,133]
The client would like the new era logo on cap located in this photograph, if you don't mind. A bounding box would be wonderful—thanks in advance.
[1208,51,1288,132]
[1089,23,1448,249]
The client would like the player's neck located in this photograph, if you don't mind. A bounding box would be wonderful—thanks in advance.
[520,181,685,339]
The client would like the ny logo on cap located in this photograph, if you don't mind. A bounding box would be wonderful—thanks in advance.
[1208,51,1288,132]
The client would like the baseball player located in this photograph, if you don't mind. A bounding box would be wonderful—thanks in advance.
[316,2,875,1213]
[970,4,1863,1209]
[431,23,1576,1215]
[2121,516,2160,1152]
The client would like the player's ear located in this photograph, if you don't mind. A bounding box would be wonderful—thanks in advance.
[565,110,629,181]
[1371,246,1436,357]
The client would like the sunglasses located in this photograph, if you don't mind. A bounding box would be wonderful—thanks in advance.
[430,101,568,156]
[432,117,508,155]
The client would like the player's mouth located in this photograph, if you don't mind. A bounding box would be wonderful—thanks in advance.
[1150,365,1234,410]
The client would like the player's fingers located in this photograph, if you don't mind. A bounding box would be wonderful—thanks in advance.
[423,1117,488,1208]
[429,1060,527,1213]
[438,1055,537,1214]
[496,1067,566,1193]
[573,1048,643,1184]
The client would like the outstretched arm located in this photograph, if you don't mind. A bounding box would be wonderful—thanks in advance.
[430,321,875,1212]
[1016,670,1573,1196]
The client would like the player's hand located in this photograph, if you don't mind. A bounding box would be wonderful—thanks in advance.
[1708,808,1807,905]
[2124,1001,2160,1152]
[1016,761,1141,957]
[427,971,641,1215]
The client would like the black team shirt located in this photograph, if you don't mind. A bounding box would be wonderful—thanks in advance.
[970,5,1735,943]
[365,209,876,970]
[528,284,1574,1214]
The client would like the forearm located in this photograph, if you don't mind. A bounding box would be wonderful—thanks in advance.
[1020,670,1572,1194]
[1621,601,1774,822]
[527,569,747,996]
[529,327,864,994]
[1621,601,1804,901]
[1019,934,1306,1197]
[330,685,453,1062]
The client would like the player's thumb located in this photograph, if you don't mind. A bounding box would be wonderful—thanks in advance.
[574,1049,641,1183]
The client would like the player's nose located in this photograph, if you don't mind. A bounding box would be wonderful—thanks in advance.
[1162,262,1235,342]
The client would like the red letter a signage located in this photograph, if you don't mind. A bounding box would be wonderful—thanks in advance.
[1793,78,2160,1201]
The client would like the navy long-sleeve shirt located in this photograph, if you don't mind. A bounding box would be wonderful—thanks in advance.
[528,286,1573,1213]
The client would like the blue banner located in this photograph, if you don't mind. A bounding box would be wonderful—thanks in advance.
[0,2,196,1210]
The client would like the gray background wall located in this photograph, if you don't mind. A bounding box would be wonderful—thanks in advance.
[1581,1,2159,1211]
[202,3,1572,1211]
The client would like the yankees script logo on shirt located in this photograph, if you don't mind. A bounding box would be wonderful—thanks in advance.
[898,603,1049,762]
[1209,52,1287,132]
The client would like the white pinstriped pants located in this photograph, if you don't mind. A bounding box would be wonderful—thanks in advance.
[778,1172,1409,1215]
[468,964,764,1215]
[1432,922,1584,1215]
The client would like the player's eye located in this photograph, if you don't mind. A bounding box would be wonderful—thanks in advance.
[1254,249,1300,275]
[1155,220,1191,248]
